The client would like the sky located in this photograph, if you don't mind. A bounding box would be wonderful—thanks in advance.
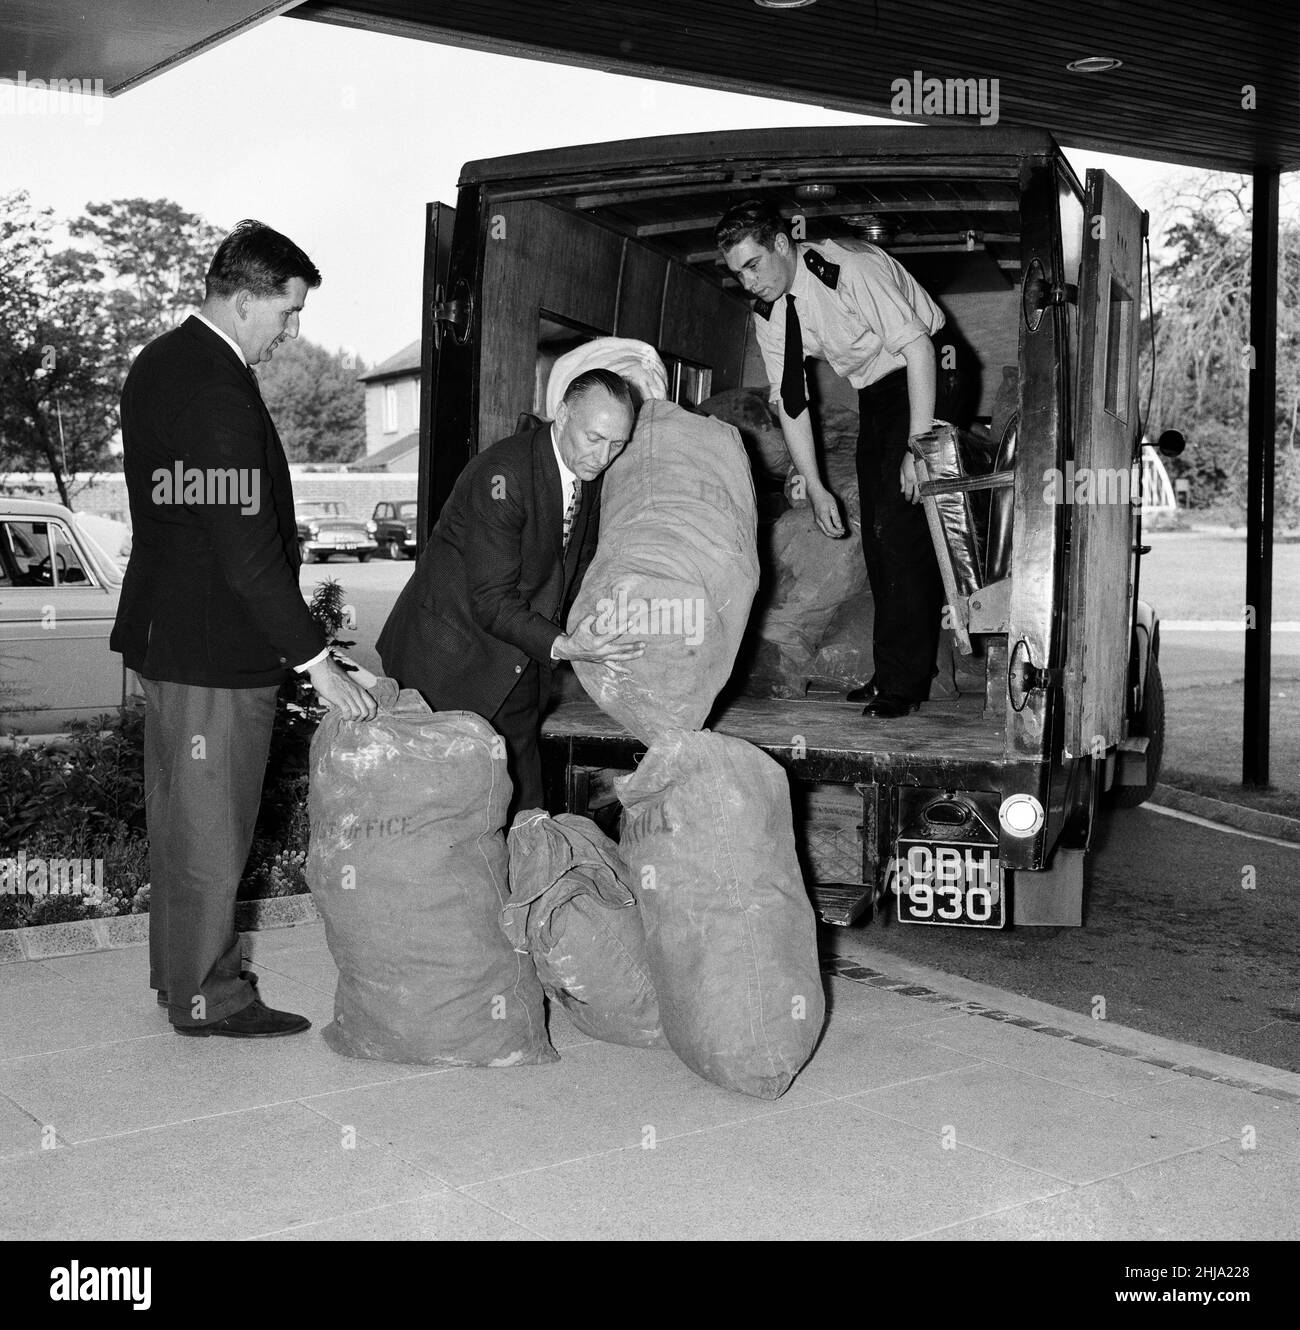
[0,13,1259,367]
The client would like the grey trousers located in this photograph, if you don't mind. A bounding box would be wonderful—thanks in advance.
[142,678,279,1027]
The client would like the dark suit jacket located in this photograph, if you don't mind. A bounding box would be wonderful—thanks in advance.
[376,422,600,718]
[110,316,326,688]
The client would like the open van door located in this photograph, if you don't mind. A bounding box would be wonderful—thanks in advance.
[1063,171,1145,775]
[416,200,459,549]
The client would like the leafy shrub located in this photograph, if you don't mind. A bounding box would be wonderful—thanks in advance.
[0,894,30,929]
[28,893,92,926]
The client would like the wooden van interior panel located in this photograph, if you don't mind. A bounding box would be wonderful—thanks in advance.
[479,199,623,444]
[615,243,668,345]
[659,264,749,393]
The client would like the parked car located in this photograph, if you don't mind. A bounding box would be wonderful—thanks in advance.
[370,499,419,559]
[295,501,377,563]
[0,497,137,733]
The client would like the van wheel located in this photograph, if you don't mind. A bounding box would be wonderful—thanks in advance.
[384,538,402,559]
[1110,657,1164,808]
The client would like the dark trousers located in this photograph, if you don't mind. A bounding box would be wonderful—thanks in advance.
[143,678,278,1027]
[489,661,548,823]
[419,660,550,826]
[857,368,945,701]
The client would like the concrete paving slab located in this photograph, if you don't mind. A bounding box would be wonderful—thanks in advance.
[1112,1077,1300,1161]
[903,1012,1186,1098]
[464,1097,1064,1240]
[0,977,444,1143]
[6,917,1299,1241]
[848,1063,1229,1185]
[821,972,960,1027]
[0,981,168,1060]
[923,1140,1300,1240]
[239,920,328,961]
[0,1101,442,1241]
[794,1019,983,1098]
[251,948,343,1001]
[0,1094,47,1161]
[0,959,68,993]
[303,1035,825,1188]
[253,1189,542,1240]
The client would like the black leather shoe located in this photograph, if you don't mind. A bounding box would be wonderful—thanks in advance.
[845,676,880,704]
[173,997,308,1038]
[862,694,920,719]
[157,971,259,1007]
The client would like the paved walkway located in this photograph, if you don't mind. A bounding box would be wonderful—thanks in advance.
[2,921,1297,1241]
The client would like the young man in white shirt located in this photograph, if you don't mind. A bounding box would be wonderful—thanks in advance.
[717,199,947,718]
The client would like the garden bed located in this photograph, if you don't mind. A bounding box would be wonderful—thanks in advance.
[0,581,354,933]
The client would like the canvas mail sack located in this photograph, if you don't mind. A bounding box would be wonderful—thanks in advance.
[307,678,554,1067]
[617,729,826,1099]
[503,811,666,1049]
[567,398,759,743]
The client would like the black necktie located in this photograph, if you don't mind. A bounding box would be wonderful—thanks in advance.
[781,294,807,419]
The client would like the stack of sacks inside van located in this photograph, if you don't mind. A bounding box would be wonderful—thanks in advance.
[698,387,871,698]
[549,340,826,1100]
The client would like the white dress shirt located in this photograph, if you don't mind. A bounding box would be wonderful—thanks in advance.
[548,424,579,660]
[754,239,945,397]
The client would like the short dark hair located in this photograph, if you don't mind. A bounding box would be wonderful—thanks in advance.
[714,200,792,253]
[562,367,635,414]
[205,220,322,300]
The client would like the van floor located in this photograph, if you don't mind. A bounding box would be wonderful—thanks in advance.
[541,687,1003,779]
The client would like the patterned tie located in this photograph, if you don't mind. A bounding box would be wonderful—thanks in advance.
[781,293,808,419]
[562,479,582,550]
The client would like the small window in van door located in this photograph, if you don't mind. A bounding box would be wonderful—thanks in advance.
[1103,275,1133,422]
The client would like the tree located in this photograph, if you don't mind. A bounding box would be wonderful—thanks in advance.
[1,194,225,504]
[0,192,121,505]
[1143,174,1300,523]
[256,337,366,463]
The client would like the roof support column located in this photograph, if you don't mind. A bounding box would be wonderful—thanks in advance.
[1243,167,1279,787]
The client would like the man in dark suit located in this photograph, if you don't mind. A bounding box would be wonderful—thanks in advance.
[377,368,643,818]
[112,220,376,1039]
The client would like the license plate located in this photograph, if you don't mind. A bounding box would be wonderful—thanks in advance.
[893,841,1005,928]
[334,541,356,549]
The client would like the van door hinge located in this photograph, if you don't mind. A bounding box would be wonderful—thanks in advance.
[431,279,472,348]
[1008,638,1062,711]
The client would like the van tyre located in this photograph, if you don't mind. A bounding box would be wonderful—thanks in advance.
[1110,656,1164,809]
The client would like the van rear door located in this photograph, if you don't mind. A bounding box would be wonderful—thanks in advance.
[1063,171,1145,763]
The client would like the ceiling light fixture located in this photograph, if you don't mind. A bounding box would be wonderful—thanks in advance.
[1066,56,1123,73]
[753,1,819,9]
[846,213,894,244]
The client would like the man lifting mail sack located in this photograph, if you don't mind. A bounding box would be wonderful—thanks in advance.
[311,336,823,1095]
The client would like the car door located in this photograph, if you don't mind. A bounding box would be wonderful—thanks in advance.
[0,516,124,731]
